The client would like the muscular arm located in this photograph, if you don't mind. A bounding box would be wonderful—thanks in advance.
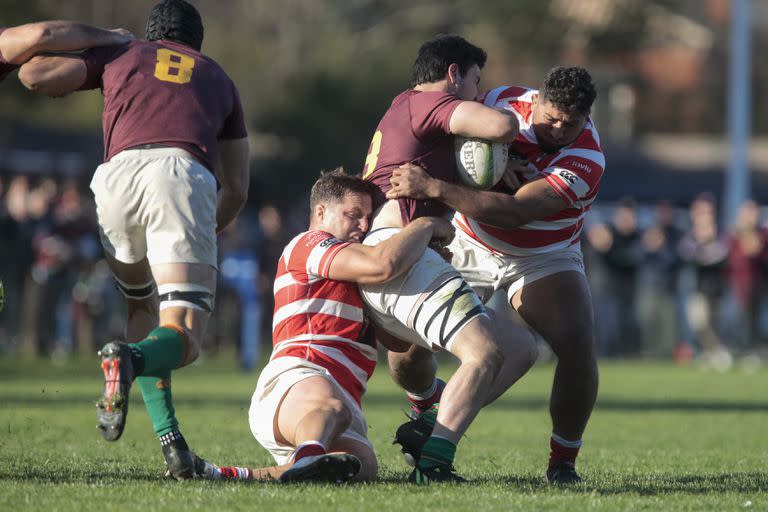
[388,164,568,230]
[0,21,130,65]
[449,101,519,143]
[328,217,448,285]
[18,54,87,96]
[215,137,250,233]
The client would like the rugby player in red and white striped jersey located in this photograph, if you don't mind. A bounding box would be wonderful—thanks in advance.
[387,67,602,484]
[198,169,453,483]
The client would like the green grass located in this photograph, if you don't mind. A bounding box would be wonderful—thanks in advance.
[1,355,766,511]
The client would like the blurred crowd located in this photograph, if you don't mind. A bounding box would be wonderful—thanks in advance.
[1,171,767,371]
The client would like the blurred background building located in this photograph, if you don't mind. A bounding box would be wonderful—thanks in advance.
[1,0,766,369]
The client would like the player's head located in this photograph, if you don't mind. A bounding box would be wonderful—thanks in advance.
[146,0,204,51]
[411,34,487,101]
[532,66,597,152]
[309,168,376,243]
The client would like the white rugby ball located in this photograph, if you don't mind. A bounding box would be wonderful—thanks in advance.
[454,137,509,189]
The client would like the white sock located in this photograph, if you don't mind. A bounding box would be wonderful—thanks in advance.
[552,432,582,448]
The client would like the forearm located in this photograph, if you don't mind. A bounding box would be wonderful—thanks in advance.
[376,219,436,280]
[432,181,527,230]
[1,22,126,65]
[216,188,247,234]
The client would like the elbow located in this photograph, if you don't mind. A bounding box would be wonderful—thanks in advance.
[368,258,397,284]
[488,115,519,144]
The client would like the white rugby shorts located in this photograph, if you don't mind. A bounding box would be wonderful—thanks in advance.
[89,147,218,267]
[449,230,586,304]
[359,227,487,352]
[248,356,371,466]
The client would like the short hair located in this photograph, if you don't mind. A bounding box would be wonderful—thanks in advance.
[146,0,204,51]
[309,168,376,211]
[410,34,487,87]
[540,66,597,116]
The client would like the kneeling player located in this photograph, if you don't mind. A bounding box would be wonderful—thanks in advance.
[198,169,454,483]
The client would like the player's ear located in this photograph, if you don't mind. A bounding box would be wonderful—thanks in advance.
[447,63,461,87]
[315,204,326,222]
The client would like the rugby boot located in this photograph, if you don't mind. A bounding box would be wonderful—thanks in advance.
[278,453,361,484]
[393,406,437,466]
[407,464,467,485]
[546,461,582,484]
[163,444,197,481]
[96,342,135,441]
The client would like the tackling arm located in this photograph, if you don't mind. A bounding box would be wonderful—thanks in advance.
[387,164,568,230]
[0,21,130,65]
[328,217,452,285]
[449,101,519,143]
[215,137,250,233]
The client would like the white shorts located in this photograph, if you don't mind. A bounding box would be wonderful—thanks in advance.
[89,147,218,267]
[449,230,586,304]
[248,357,371,466]
[359,228,487,352]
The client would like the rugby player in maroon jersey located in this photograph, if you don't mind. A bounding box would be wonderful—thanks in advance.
[360,34,538,484]
[387,67,603,484]
[19,0,249,480]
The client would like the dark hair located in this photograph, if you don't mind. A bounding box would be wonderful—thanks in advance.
[146,0,204,51]
[310,168,376,210]
[540,66,597,116]
[410,34,487,87]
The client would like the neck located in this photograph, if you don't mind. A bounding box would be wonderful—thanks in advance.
[414,80,450,94]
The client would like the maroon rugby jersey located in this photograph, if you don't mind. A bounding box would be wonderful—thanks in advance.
[0,28,21,81]
[78,39,247,171]
[363,89,462,224]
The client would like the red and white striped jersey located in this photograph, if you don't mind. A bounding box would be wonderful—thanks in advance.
[454,86,605,256]
[270,230,377,405]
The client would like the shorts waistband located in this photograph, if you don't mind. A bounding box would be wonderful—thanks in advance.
[111,145,197,161]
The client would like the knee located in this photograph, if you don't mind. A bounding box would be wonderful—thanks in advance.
[324,398,352,430]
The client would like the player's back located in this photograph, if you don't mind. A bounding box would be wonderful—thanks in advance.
[80,39,244,172]
[363,89,463,225]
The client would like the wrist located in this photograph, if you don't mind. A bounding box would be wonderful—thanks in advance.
[426,179,443,199]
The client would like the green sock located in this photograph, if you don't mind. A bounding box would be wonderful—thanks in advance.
[137,371,179,437]
[133,326,186,377]
[419,403,439,428]
[418,436,456,470]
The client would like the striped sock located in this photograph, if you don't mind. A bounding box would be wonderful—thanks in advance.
[549,433,582,469]
[407,378,445,413]
[294,441,327,462]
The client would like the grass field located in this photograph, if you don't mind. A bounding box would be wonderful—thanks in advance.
[1,354,766,511]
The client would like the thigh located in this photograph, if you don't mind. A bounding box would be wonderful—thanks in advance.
[512,270,595,360]
[449,231,502,303]
[104,251,154,287]
[275,375,346,446]
[142,151,218,267]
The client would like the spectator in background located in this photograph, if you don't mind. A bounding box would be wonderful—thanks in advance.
[217,211,263,371]
[678,194,730,369]
[726,200,768,360]
[586,198,643,356]
[637,200,683,358]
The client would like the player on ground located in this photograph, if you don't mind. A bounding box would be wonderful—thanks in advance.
[192,169,455,483]
[0,20,131,82]
[361,34,538,484]
[387,66,602,484]
[19,0,249,480]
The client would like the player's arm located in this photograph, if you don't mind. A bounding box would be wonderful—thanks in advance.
[387,163,567,230]
[0,21,130,65]
[328,217,453,285]
[449,101,519,143]
[18,54,87,96]
[215,137,250,233]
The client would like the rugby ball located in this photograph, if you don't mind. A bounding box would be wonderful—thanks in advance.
[454,137,508,189]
